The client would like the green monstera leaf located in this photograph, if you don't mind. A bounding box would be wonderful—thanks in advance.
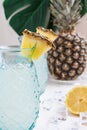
[81,0,87,16]
[3,0,50,35]
[3,0,87,36]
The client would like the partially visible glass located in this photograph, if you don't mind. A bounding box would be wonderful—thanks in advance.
[33,54,48,95]
[19,36,48,95]
[79,112,87,129]
[0,46,48,130]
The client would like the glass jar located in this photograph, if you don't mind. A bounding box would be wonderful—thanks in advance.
[0,46,48,130]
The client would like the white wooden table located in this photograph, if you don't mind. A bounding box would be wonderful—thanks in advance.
[34,69,87,130]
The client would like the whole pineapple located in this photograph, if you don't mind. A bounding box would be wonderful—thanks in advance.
[37,0,87,80]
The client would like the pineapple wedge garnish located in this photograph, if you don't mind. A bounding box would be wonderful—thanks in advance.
[21,29,54,60]
[36,27,58,42]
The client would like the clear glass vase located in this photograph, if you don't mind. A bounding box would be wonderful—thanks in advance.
[0,46,48,130]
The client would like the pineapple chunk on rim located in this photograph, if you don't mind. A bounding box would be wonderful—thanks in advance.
[21,29,54,60]
[36,26,58,42]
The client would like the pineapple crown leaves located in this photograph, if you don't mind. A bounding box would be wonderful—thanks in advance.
[50,0,82,31]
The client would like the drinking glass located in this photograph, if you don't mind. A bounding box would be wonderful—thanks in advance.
[18,36,48,95]
[0,45,48,130]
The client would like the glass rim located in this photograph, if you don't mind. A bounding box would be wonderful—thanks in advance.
[0,45,34,52]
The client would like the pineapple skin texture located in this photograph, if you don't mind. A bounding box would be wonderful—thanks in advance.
[47,32,86,80]
[47,0,87,80]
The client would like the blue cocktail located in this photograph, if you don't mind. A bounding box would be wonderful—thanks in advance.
[0,46,48,130]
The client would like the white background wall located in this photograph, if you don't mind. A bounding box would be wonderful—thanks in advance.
[0,0,87,46]
[76,13,87,40]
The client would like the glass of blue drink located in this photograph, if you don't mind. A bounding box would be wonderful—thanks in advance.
[0,45,48,130]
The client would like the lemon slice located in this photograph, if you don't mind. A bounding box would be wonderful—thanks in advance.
[36,26,58,42]
[21,29,54,60]
[65,86,87,115]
